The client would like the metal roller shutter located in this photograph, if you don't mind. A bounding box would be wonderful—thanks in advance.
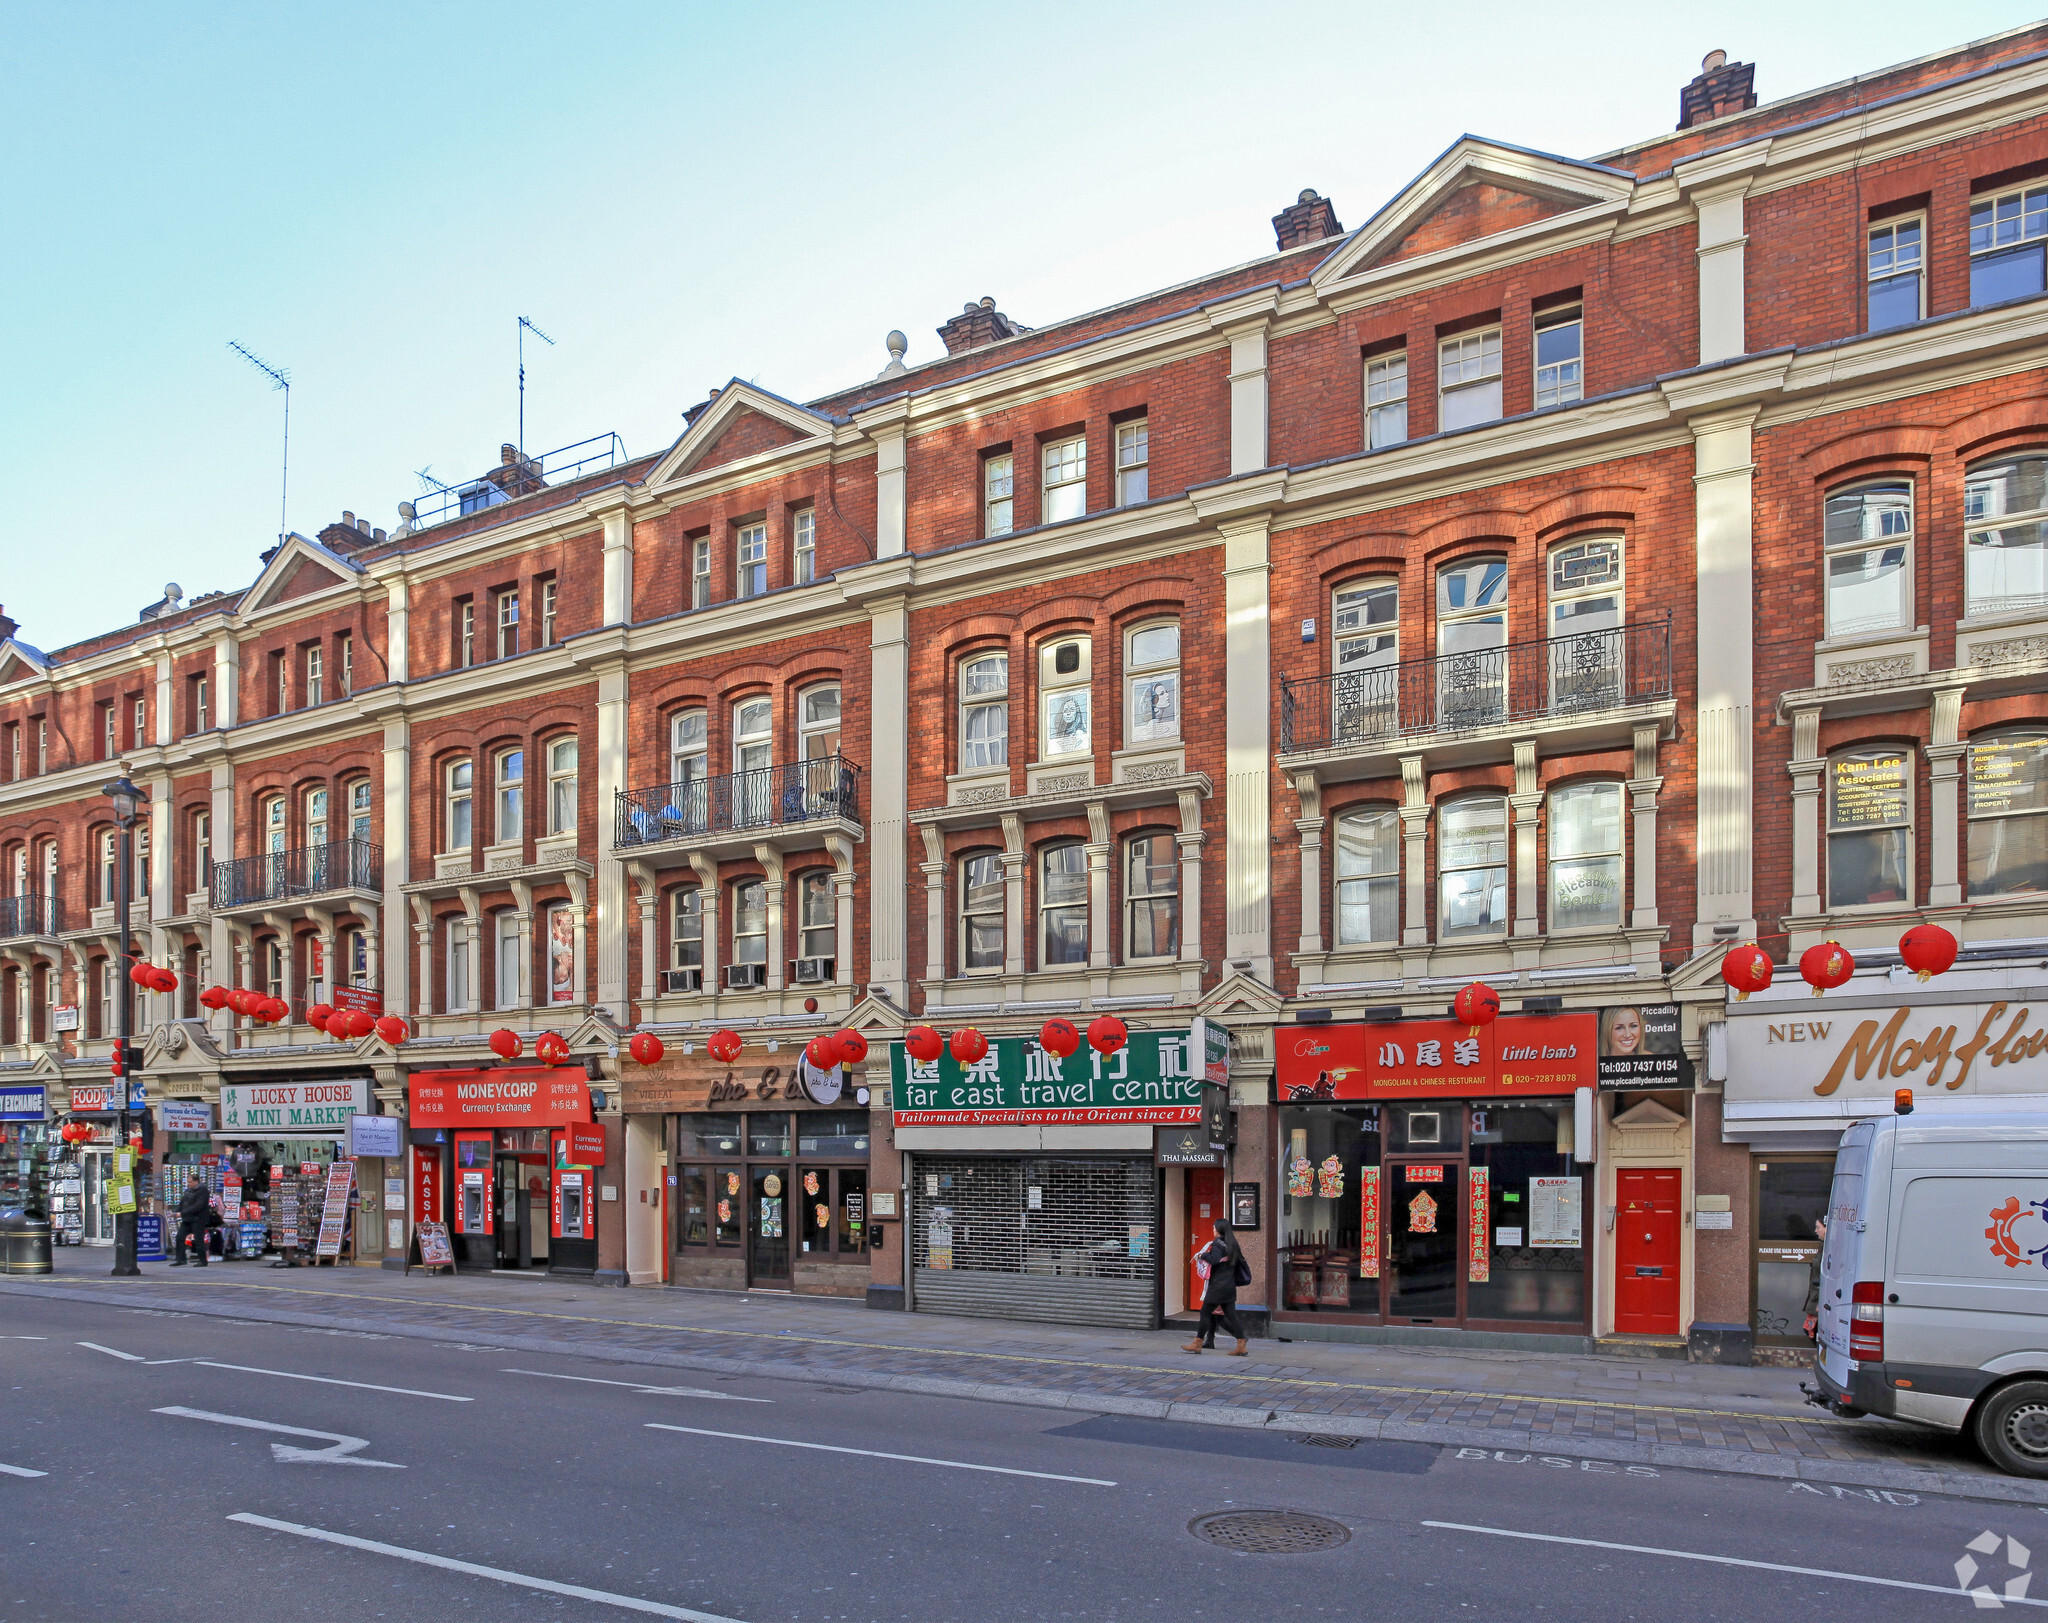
[910,1155,1157,1330]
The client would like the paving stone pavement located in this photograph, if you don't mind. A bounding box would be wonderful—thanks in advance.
[6,1252,2037,1503]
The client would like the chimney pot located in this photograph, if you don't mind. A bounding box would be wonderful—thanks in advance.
[1702,48,1727,71]
[341,510,354,527]
[938,298,1025,355]
[501,443,518,465]
[373,527,386,542]
[1678,50,1756,129]
[1272,188,1344,252]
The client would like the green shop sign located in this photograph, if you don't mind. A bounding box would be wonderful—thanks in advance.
[890,1029,1202,1126]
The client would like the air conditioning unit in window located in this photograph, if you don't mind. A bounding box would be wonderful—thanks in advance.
[724,963,766,990]
[792,956,834,985]
[661,968,702,994]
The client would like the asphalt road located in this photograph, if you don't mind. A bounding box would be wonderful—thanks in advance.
[0,1293,2030,1621]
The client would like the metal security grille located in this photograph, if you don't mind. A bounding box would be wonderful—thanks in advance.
[910,1155,1157,1329]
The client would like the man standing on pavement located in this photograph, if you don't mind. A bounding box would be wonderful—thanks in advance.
[169,1174,211,1267]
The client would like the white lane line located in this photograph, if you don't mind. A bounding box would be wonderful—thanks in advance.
[0,1336,46,1340]
[645,1423,1116,1486]
[503,1368,770,1402]
[0,1463,48,1478]
[1421,1521,2043,1608]
[143,1358,203,1366]
[76,1341,142,1361]
[193,1361,471,1401]
[155,1406,403,1468]
[228,1513,746,1622]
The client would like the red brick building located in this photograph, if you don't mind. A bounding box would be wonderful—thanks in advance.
[5,28,2048,1357]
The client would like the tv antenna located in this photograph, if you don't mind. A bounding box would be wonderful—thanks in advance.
[414,466,452,494]
[517,316,555,467]
[228,342,291,543]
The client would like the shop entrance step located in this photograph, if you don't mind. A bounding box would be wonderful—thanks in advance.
[1594,1334,1688,1361]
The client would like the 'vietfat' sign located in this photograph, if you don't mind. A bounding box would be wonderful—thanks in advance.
[220,1078,369,1131]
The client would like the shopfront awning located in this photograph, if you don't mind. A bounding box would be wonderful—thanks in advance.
[409,1067,593,1129]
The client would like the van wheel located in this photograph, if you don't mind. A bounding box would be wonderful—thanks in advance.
[1975,1382,2048,1477]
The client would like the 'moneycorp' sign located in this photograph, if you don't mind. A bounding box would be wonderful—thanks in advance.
[219,1078,369,1132]
[890,1030,1201,1126]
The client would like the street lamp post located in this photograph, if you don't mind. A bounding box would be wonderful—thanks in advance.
[103,770,144,1277]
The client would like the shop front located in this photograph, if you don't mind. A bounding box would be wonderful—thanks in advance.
[1272,1015,1597,1340]
[888,1028,1208,1330]
[407,1066,603,1275]
[57,1083,139,1245]
[1,1083,51,1218]
[623,1046,874,1297]
[1720,961,2048,1354]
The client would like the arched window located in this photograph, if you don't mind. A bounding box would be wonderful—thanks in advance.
[731,880,767,981]
[960,652,1009,771]
[547,737,579,834]
[446,760,473,852]
[1548,536,1624,710]
[733,699,774,825]
[97,829,117,906]
[1964,453,2048,618]
[1967,728,2048,898]
[495,748,524,844]
[1039,636,1091,760]
[1548,782,1624,930]
[262,794,286,855]
[348,778,373,843]
[1826,746,1910,909]
[1039,843,1088,967]
[306,786,329,850]
[799,684,841,759]
[1334,806,1400,945]
[1334,578,1399,740]
[959,852,1004,973]
[1437,556,1508,727]
[1124,833,1178,959]
[1823,482,1912,638]
[1124,622,1180,746]
[1438,795,1508,940]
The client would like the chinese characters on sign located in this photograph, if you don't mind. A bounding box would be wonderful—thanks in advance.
[1467,1166,1490,1283]
[1276,1015,1596,1100]
[890,1030,1203,1126]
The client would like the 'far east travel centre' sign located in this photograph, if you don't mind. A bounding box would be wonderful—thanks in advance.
[891,1030,1204,1126]
[220,1078,370,1132]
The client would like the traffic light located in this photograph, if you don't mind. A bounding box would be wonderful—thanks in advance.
[108,1038,138,1080]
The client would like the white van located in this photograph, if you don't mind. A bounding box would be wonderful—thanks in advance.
[1813,1110,2048,1476]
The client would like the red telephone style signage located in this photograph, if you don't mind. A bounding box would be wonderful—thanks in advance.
[565,1122,605,1166]
[1274,1015,1596,1099]
[411,1144,443,1224]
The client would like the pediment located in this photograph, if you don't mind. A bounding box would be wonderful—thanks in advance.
[1313,137,1635,287]
[1198,973,1287,1018]
[647,380,836,487]
[1612,1097,1686,1131]
[240,534,360,619]
[0,638,50,688]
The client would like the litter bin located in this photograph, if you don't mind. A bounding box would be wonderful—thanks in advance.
[0,1209,54,1275]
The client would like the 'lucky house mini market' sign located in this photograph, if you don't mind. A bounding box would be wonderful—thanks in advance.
[890,1030,1203,1126]
[219,1078,369,1132]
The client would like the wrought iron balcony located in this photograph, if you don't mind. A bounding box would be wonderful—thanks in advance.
[1280,616,1673,754]
[0,892,61,940]
[212,839,382,911]
[615,754,862,851]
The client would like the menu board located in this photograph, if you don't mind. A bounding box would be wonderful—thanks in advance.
[1529,1176,1583,1248]
[1969,733,2048,815]
[413,1220,456,1272]
[315,1160,354,1257]
[1829,750,1907,826]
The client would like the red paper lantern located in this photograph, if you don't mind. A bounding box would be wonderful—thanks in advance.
[535,1031,570,1065]
[1799,940,1855,997]
[149,965,178,993]
[225,987,249,1016]
[374,1016,409,1045]
[199,985,229,1011]
[1086,1015,1128,1056]
[834,1028,869,1066]
[488,1028,523,1060]
[1038,1017,1080,1058]
[903,1025,943,1064]
[628,1031,664,1065]
[326,1011,353,1040]
[804,1034,840,1071]
[1720,943,1774,1001]
[345,1009,375,1039]
[707,1029,744,1064]
[1454,981,1502,1035]
[1899,922,1958,983]
[949,1026,988,1065]
[307,1003,334,1029]
[127,961,154,988]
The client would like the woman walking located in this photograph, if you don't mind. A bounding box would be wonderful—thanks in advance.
[1183,1218,1250,1356]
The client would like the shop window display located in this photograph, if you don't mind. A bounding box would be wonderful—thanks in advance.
[1278,1106,1382,1312]
[1467,1101,1586,1324]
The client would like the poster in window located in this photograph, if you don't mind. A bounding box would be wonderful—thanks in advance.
[1529,1176,1583,1248]
[1829,752,1907,826]
[1408,1188,1438,1234]
[548,906,576,1002]
[928,1220,953,1269]
[1044,690,1090,757]
[1467,1165,1490,1282]
[1129,675,1178,743]
[1358,1167,1379,1278]
[1970,733,2048,816]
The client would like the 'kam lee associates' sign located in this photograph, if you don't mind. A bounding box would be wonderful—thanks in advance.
[890,1029,1204,1126]
[1733,1000,2048,1098]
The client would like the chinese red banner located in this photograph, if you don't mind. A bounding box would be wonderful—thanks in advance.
[1468,1165,1490,1283]
[1359,1166,1380,1278]
[1276,1014,1596,1099]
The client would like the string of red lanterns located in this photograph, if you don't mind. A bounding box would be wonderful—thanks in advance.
[1719,922,1961,1000]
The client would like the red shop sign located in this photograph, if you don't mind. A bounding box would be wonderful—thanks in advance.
[410,1067,593,1129]
[1275,1015,1596,1100]
[333,987,384,1016]
[565,1122,605,1166]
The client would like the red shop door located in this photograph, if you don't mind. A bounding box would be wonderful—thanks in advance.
[1184,1168,1225,1311]
[1614,1168,1681,1335]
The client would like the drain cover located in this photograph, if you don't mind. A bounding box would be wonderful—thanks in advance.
[1189,1510,1352,1555]
[1290,1433,1359,1450]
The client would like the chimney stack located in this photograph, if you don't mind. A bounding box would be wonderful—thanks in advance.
[937,296,1028,356]
[1273,188,1344,251]
[0,604,16,644]
[1678,49,1757,130]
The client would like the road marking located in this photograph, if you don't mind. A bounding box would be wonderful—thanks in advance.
[76,1342,142,1361]
[193,1361,471,1401]
[155,1406,404,1467]
[503,1368,770,1402]
[0,1336,46,1340]
[0,1463,48,1478]
[143,1358,202,1365]
[1421,1520,2046,1608]
[227,1513,746,1621]
[645,1423,1116,1485]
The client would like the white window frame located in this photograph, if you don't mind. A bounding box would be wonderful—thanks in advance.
[1039,636,1091,761]
[1867,213,1925,331]
[262,794,286,855]
[1964,453,2048,619]
[1547,536,1625,709]
[1114,420,1149,506]
[495,911,522,1011]
[458,600,475,668]
[1334,578,1399,672]
[731,879,768,967]
[446,759,474,853]
[305,787,328,850]
[1532,304,1583,410]
[1437,794,1509,940]
[348,779,372,843]
[798,683,841,761]
[1967,728,2048,899]
[1365,351,1408,450]
[670,888,703,971]
[798,870,835,961]
[1333,805,1401,946]
[984,452,1014,537]
[97,828,117,906]
[537,578,557,646]
[102,702,115,761]
[1123,832,1178,961]
[338,632,353,696]
[497,588,520,658]
[1437,327,1503,432]
[344,925,368,989]
[1547,780,1625,931]
[669,710,708,787]
[305,644,323,706]
[446,916,472,1014]
[959,652,1009,772]
[494,748,524,845]
[264,936,285,1003]
[737,522,768,599]
[192,810,211,894]
[691,538,712,608]
[1037,842,1088,968]
[547,736,578,834]
[132,696,146,747]
[1822,482,1913,639]
[1042,435,1086,524]
[194,675,209,734]
[959,851,1004,973]
[792,509,816,585]
[1124,621,1180,746]
[733,698,773,774]
[1826,746,1913,911]
[1970,184,2048,305]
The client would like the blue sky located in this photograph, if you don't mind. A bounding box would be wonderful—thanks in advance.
[1,1,2034,652]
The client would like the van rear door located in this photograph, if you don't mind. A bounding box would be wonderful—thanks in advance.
[1816,1126,1871,1389]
